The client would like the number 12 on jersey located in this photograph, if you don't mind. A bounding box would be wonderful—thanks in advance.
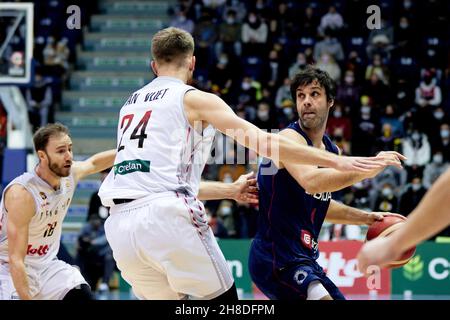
[117,110,152,152]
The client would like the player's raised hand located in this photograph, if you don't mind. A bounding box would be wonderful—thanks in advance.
[363,151,407,178]
[232,171,259,204]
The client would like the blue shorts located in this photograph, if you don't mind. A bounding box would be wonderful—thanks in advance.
[249,239,345,300]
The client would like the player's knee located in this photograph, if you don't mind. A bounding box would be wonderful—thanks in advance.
[306,281,331,300]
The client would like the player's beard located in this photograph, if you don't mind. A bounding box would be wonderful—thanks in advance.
[299,111,327,130]
[45,152,71,177]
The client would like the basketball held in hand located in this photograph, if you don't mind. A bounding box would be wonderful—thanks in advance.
[366,214,416,268]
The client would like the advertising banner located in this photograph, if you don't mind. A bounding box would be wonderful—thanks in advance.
[318,241,391,296]
[391,242,450,296]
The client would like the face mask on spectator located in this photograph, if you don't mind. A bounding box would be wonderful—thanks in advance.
[400,22,409,29]
[333,110,342,118]
[178,15,186,22]
[241,82,251,90]
[219,57,228,65]
[344,76,354,84]
[411,183,421,192]
[226,17,235,24]
[403,0,412,9]
[283,107,293,117]
[321,55,330,64]
[434,111,444,120]
[411,132,420,141]
[441,129,450,139]
[221,206,232,216]
[433,154,443,164]
[249,15,257,24]
[382,187,393,197]
[257,110,269,121]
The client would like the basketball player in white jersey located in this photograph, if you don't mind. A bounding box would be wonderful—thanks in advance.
[98,27,400,300]
[357,168,450,272]
[0,123,116,300]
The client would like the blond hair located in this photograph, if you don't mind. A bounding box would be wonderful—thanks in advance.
[151,27,194,66]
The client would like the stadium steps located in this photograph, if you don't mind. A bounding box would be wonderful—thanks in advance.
[60,0,173,238]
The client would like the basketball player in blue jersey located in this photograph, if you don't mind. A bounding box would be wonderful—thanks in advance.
[249,67,405,300]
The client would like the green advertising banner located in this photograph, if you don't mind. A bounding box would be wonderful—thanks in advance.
[217,239,253,297]
[392,242,450,296]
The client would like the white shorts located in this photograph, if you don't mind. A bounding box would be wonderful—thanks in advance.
[0,259,87,300]
[105,191,234,300]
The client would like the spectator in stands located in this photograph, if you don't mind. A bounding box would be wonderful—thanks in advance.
[288,52,307,78]
[375,123,402,153]
[193,8,218,69]
[438,123,450,162]
[217,200,236,237]
[299,5,319,37]
[216,9,242,58]
[274,77,292,109]
[318,5,344,36]
[315,53,341,83]
[365,54,390,85]
[351,96,379,156]
[313,28,344,63]
[222,0,247,23]
[423,151,449,189]
[366,18,394,61]
[209,53,235,100]
[207,209,229,238]
[373,182,398,213]
[402,129,431,181]
[26,71,53,132]
[76,214,115,295]
[415,70,442,108]
[336,69,361,112]
[326,104,352,142]
[170,6,195,34]
[380,104,404,138]
[331,126,351,155]
[394,16,415,56]
[253,101,278,130]
[261,49,285,89]
[76,168,115,294]
[268,2,297,49]
[86,169,110,224]
[42,36,67,77]
[241,11,268,58]
[399,176,427,216]
[363,72,391,108]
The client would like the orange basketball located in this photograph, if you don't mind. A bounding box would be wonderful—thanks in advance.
[366,215,416,268]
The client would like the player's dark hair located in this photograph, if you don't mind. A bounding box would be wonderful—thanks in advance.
[33,123,70,152]
[290,66,336,102]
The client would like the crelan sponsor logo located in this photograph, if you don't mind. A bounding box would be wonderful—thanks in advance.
[114,159,150,176]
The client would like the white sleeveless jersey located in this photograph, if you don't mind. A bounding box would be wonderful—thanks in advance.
[0,170,75,266]
[99,76,215,206]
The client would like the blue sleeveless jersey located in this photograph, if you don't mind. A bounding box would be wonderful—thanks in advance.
[255,121,339,268]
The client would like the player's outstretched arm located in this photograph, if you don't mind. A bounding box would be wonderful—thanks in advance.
[279,129,404,194]
[5,185,36,300]
[198,171,258,204]
[325,200,384,225]
[357,168,450,271]
[72,149,116,181]
[184,90,387,173]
